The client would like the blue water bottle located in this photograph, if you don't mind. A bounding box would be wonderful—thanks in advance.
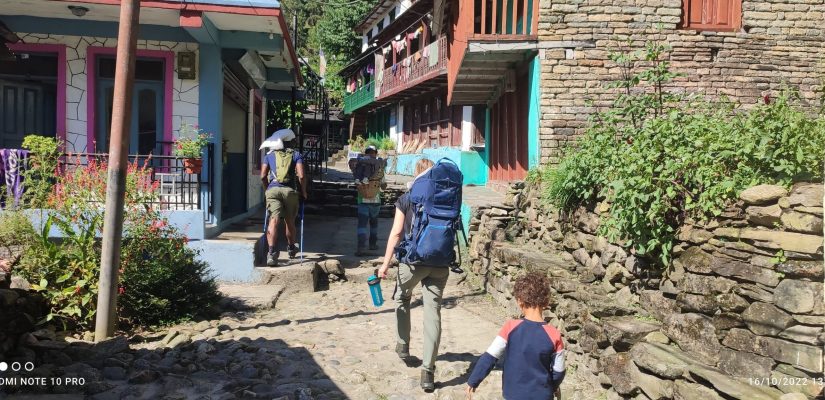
[367,275,384,307]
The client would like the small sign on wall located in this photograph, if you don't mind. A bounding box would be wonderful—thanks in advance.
[177,52,197,80]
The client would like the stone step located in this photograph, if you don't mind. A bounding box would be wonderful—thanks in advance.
[257,261,322,294]
[217,284,285,311]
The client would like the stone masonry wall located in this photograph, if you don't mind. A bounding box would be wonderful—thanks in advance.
[537,0,825,164]
[467,182,824,399]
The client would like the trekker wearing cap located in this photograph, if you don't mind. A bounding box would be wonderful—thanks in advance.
[260,132,307,266]
[354,146,386,256]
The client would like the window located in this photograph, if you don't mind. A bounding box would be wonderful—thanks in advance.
[389,7,396,22]
[681,0,741,31]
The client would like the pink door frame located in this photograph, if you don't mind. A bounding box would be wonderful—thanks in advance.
[85,46,174,154]
[5,43,67,149]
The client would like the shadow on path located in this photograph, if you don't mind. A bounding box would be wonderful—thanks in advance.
[2,335,346,400]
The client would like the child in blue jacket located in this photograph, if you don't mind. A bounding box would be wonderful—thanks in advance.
[466,272,566,399]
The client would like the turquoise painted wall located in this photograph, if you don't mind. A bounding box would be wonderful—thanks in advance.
[527,55,541,169]
[199,44,223,225]
[393,147,487,186]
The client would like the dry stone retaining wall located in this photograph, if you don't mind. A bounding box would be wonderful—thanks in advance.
[537,0,825,164]
[467,181,824,399]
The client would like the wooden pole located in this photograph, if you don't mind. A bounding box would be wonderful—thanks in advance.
[94,0,140,342]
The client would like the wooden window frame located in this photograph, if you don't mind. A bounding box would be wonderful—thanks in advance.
[680,0,742,32]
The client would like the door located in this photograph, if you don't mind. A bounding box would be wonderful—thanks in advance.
[0,80,55,148]
[96,81,164,154]
[0,52,58,149]
[95,57,165,154]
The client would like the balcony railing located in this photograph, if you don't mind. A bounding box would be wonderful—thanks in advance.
[448,0,539,102]
[377,35,448,100]
[468,0,539,38]
[343,80,375,114]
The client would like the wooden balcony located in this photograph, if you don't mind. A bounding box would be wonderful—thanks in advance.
[448,0,539,105]
[343,80,375,115]
[375,35,448,102]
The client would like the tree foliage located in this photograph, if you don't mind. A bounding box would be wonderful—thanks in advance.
[282,0,375,106]
[535,40,825,267]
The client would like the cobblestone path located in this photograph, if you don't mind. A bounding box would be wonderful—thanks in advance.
[3,271,599,400]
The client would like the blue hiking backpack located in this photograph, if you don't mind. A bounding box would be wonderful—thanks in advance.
[396,158,466,271]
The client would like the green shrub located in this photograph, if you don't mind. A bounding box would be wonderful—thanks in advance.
[21,135,60,208]
[119,214,220,327]
[541,40,825,267]
[348,136,367,152]
[19,213,101,329]
[366,136,382,150]
[16,156,220,330]
[379,136,396,151]
[0,211,37,268]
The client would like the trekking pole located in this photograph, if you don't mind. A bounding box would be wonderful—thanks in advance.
[299,201,305,265]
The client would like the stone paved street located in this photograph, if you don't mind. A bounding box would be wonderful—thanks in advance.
[3,264,600,400]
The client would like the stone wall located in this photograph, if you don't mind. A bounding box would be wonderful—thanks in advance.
[0,286,47,361]
[536,0,825,164]
[467,181,824,399]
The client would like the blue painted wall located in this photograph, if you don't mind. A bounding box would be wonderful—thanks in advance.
[528,55,541,169]
[11,209,204,240]
[189,240,258,282]
[199,44,224,225]
[393,147,487,186]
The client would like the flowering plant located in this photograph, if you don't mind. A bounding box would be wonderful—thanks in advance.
[173,124,211,158]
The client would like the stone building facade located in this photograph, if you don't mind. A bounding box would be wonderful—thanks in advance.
[16,33,199,154]
[537,0,825,164]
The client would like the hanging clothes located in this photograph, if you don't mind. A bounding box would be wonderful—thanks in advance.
[0,148,28,209]
[393,39,406,54]
[427,41,439,67]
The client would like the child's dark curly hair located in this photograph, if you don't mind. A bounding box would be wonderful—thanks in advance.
[513,272,551,309]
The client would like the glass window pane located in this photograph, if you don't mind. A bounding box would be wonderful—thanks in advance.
[98,57,163,81]
[137,89,157,154]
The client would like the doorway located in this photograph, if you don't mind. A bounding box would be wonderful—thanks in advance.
[95,57,165,154]
[0,52,57,148]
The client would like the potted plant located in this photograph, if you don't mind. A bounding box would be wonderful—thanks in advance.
[173,124,211,174]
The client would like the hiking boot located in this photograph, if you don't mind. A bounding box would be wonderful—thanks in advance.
[288,244,300,259]
[266,252,278,267]
[395,343,410,360]
[420,369,435,392]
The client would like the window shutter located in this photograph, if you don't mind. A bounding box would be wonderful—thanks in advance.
[681,0,741,31]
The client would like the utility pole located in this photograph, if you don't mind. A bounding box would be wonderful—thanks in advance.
[94,0,140,342]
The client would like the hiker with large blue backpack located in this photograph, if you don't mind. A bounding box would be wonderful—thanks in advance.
[378,157,467,392]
